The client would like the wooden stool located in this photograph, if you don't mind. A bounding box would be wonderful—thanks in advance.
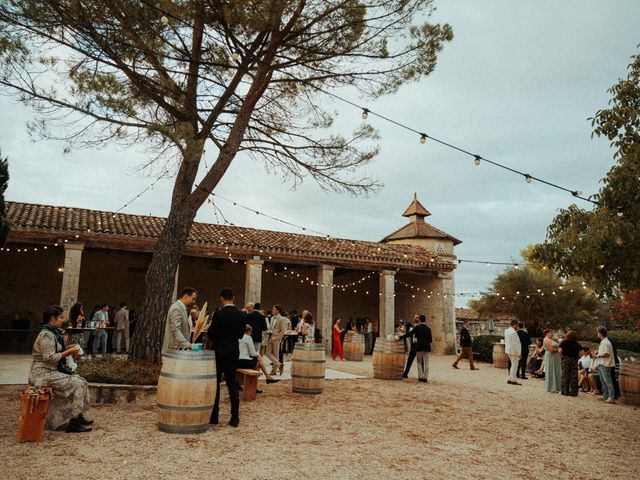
[235,368,261,401]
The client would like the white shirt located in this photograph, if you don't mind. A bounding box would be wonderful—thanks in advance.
[597,337,615,368]
[504,327,521,356]
[239,334,259,360]
[579,355,592,369]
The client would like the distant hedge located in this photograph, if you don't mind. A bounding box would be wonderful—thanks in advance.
[76,356,160,385]
[473,335,503,363]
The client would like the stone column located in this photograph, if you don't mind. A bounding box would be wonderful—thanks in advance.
[440,271,456,355]
[379,270,396,338]
[244,256,264,305]
[317,265,334,353]
[59,242,85,313]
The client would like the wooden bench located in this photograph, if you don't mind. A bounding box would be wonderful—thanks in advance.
[235,368,261,401]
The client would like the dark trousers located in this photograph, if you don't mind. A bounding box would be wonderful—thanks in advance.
[561,357,579,396]
[403,349,416,376]
[211,357,239,422]
[517,354,528,378]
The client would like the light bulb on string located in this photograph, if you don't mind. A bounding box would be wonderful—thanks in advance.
[361,109,369,120]
[616,207,623,217]
[524,174,533,184]
[572,190,583,197]
[231,52,240,61]
[474,155,481,166]
[419,134,427,144]
[160,16,169,25]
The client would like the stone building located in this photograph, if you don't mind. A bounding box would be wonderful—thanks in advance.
[0,195,461,353]
[454,307,517,338]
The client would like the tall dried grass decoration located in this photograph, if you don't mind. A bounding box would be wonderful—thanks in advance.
[192,301,209,342]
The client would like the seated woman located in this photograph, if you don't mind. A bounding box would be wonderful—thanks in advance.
[578,346,593,392]
[29,306,93,433]
[529,338,545,378]
[238,325,280,384]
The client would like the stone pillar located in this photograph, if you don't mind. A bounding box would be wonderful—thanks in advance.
[440,271,456,355]
[244,256,264,305]
[317,265,334,353]
[59,242,84,313]
[379,270,396,338]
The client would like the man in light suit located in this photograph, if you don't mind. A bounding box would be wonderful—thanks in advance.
[265,304,285,375]
[504,319,522,386]
[162,287,198,353]
[114,302,130,353]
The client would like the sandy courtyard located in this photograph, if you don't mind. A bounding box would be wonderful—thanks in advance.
[2,355,639,480]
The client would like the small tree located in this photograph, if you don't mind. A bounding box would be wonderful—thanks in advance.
[0,1,453,361]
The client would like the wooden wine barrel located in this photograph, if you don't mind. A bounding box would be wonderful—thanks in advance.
[291,343,325,395]
[492,343,509,369]
[343,332,365,361]
[157,349,216,434]
[619,360,640,406]
[372,339,405,380]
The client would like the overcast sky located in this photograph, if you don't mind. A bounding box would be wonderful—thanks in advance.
[2,1,639,306]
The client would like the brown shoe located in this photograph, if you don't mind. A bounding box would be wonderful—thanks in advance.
[470,367,479,370]
[451,364,459,369]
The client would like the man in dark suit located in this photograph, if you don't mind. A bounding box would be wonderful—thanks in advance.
[244,302,267,352]
[516,322,531,380]
[399,315,419,378]
[208,288,245,427]
[452,319,479,370]
[413,314,432,383]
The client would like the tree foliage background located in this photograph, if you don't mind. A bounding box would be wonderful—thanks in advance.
[0,1,453,360]
[0,149,9,246]
[469,247,606,337]
[532,52,640,297]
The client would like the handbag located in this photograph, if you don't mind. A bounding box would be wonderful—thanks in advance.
[57,360,74,375]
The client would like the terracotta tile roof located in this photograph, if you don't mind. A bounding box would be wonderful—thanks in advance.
[6,201,456,272]
[455,307,517,322]
[382,220,462,245]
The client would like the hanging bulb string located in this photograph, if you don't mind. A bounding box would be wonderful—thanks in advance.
[113,170,170,215]
[309,85,598,206]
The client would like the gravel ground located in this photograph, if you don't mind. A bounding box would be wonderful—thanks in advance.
[2,355,639,480]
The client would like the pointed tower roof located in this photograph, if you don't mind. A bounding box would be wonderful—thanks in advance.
[402,192,431,218]
[382,194,462,245]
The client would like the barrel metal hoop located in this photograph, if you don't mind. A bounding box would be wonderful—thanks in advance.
[157,403,214,412]
[292,389,322,394]
[291,374,325,379]
[158,423,209,434]
[163,352,215,361]
[291,359,326,364]
[159,372,216,380]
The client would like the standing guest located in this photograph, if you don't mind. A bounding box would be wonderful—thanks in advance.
[342,318,352,345]
[303,312,315,342]
[189,308,199,328]
[400,315,420,378]
[114,302,130,354]
[452,319,479,370]
[29,306,93,433]
[504,320,522,386]
[594,326,616,404]
[413,314,432,383]
[363,318,373,355]
[208,288,245,427]
[237,325,280,384]
[332,318,345,360]
[244,303,268,353]
[91,304,109,356]
[559,330,580,396]
[162,288,197,353]
[265,305,285,375]
[68,302,86,348]
[516,322,531,379]
[279,312,292,365]
[542,329,561,393]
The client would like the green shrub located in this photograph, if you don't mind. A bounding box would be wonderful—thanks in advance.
[76,355,160,385]
[586,330,640,354]
[473,335,503,363]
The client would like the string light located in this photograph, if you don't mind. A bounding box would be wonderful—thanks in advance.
[419,133,427,144]
[616,207,624,217]
[160,15,169,25]
[524,174,533,184]
[474,155,481,166]
[361,108,369,120]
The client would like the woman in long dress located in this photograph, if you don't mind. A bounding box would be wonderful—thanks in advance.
[29,306,93,432]
[542,329,561,393]
[332,318,345,360]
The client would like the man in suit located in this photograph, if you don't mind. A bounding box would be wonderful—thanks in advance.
[516,322,531,379]
[244,302,268,352]
[114,302,130,354]
[413,314,433,383]
[265,304,285,375]
[399,315,419,378]
[208,288,245,427]
[504,320,522,385]
[452,319,479,370]
[162,287,198,353]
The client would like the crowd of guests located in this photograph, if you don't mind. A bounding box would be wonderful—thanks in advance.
[67,301,135,355]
